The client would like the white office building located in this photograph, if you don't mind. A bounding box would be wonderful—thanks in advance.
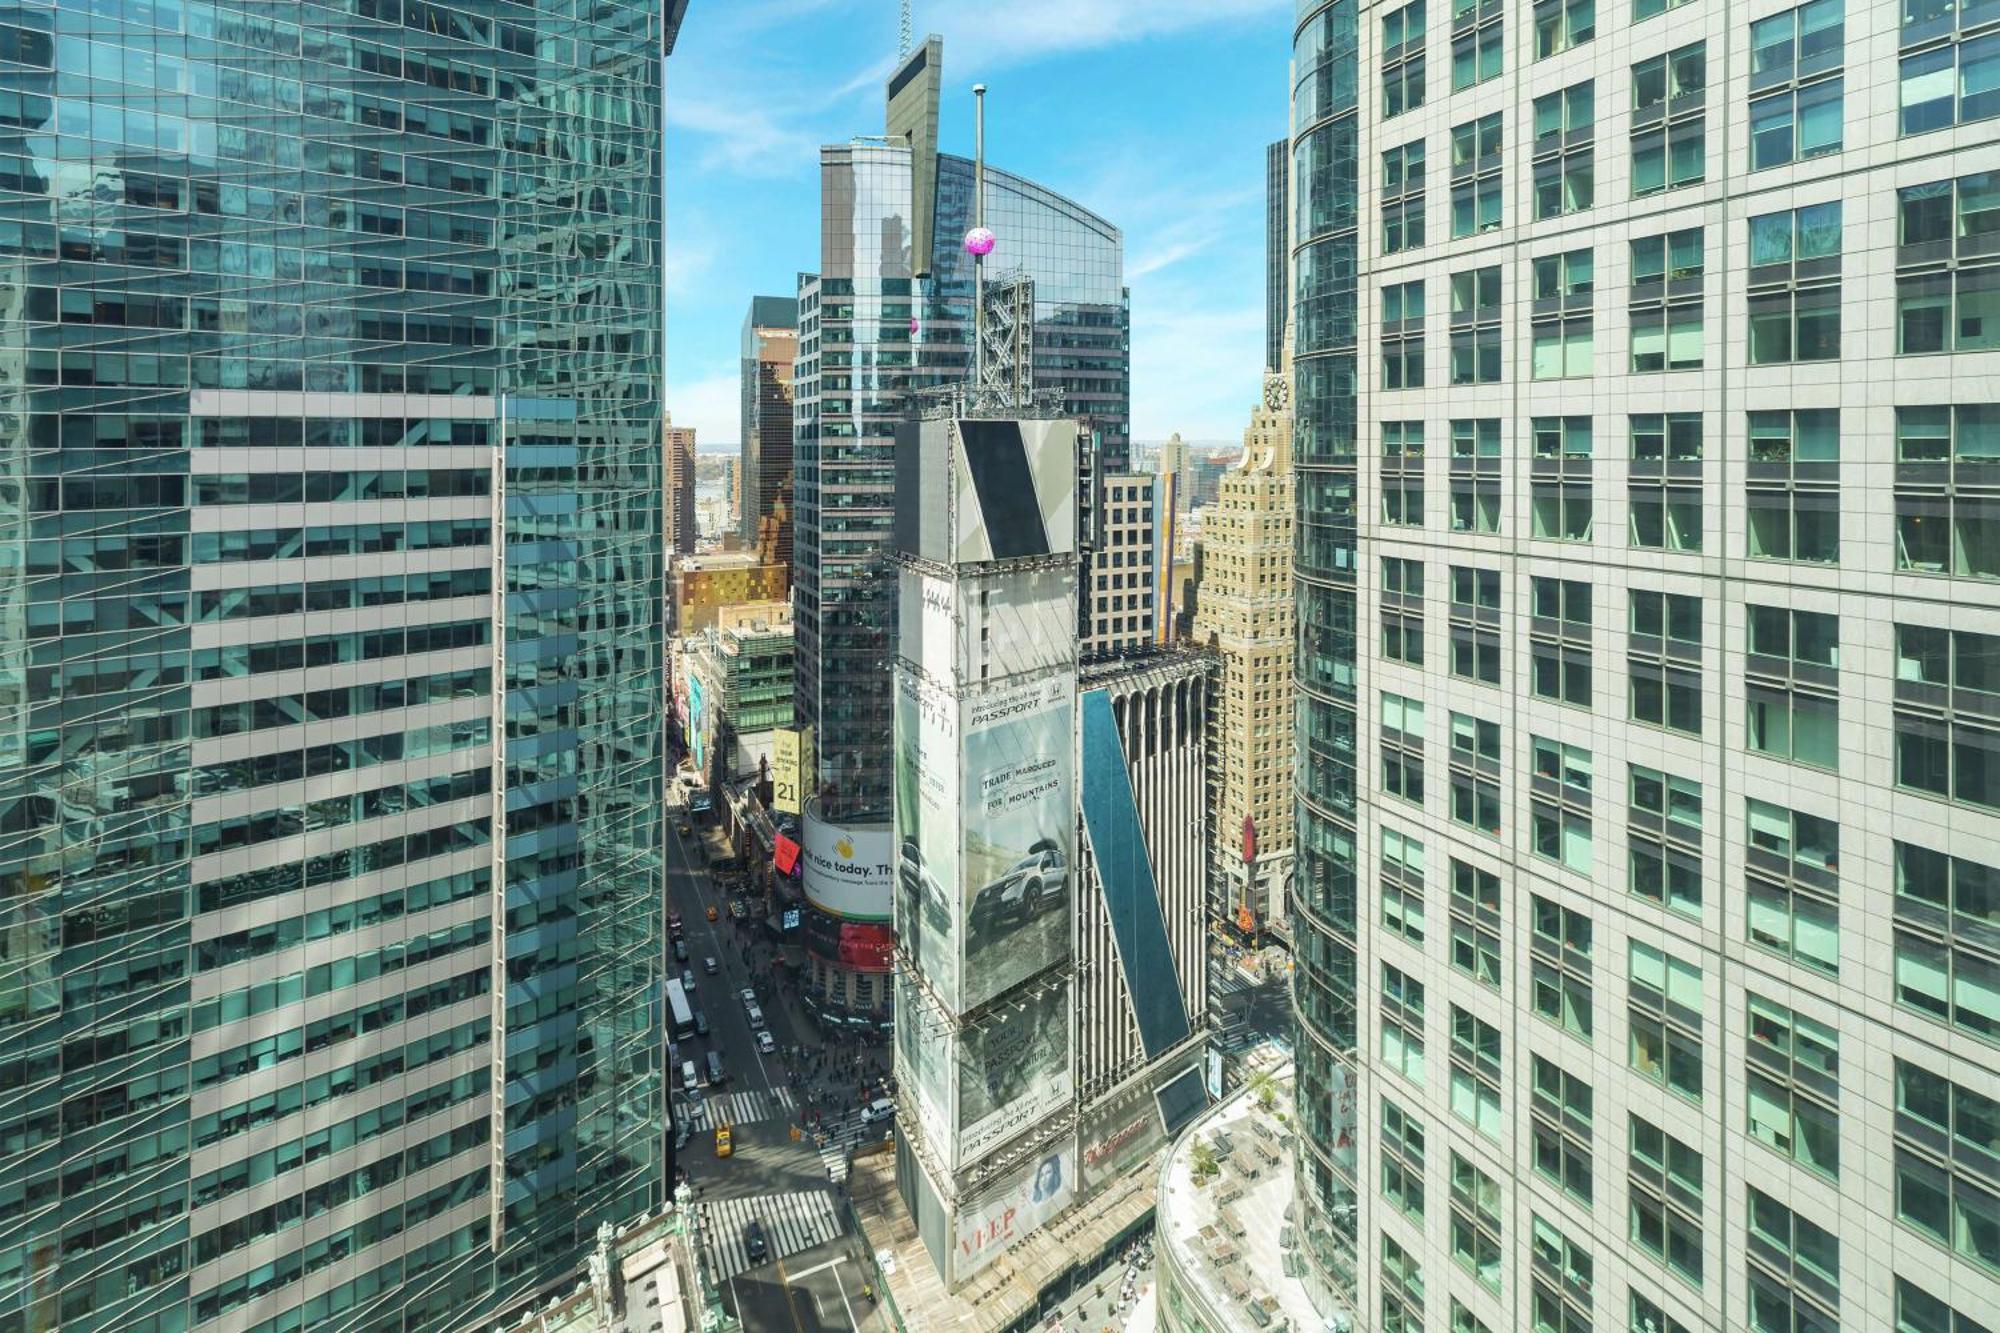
[1298,0,2000,1330]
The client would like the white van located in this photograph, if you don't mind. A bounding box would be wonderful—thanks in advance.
[681,1060,699,1094]
[861,1097,896,1125]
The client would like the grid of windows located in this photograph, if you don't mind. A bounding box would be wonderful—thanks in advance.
[1893,405,2000,580]
[1532,82,1595,220]
[1892,838,2000,1043]
[1628,410,1702,552]
[1628,763,1702,915]
[1746,993,1841,1180]
[1530,576,1591,708]
[1629,1116,1704,1288]
[1745,797,1841,976]
[1452,112,1504,238]
[1894,1060,2000,1276]
[1631,43,1706,197]
[1749,0,1844,168]
[1629,940,1703,1102]
[1748,205,1843,364]
[1450,857,1503,989]
[1892,624,1999,810]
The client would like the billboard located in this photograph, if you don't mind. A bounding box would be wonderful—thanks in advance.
[900,565,1076,690]
[896,969,951,1157]
[951,418,1077,563]
[952,1138,1077,1284]
[957,979,1071,1161]
[688,673,707,772]
[895,670,960,994]
[772,728,802,815]
[804,907,893,971]
[959,672,1074,1012]
[799,814,891,922]
[1077,1067,1172,1198]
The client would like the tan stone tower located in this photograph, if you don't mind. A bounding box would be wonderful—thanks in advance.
[1193,362,1295,944]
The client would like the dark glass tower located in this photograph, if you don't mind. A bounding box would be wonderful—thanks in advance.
[1265,137,1289,373]
[739,294,798,569]
[0,2,677,1329]
[794,146,1129,825]
[1289,0,1362,1323]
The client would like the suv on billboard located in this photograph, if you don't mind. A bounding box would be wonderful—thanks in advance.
[967,839,1068,938]
[897,838,951,936]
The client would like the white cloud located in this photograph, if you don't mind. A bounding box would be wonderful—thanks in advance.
[664,371,741,447]
[922,0,1286,69]
[1130,298,1263,441]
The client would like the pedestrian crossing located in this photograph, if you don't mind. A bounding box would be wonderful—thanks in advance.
[811,1115,893,1184]
[682,1086,795,1132]
[699,1189,844,1280]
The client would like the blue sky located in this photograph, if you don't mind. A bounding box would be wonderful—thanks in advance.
[665,0,1292,448]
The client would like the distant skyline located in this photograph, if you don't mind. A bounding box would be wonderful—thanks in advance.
[665,0,1288,447]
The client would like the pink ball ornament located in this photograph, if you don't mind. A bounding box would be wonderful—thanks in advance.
[963,227,997,257]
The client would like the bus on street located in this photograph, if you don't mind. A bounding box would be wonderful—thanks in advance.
[666,979,694,1042]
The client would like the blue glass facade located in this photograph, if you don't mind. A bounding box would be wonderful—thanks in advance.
[1289,0,1361,1318]
[0,0,668,1329]
[794,145,1127,825]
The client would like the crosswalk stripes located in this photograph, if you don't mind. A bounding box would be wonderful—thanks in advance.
[810,1116,892,1184]
[699,1190,843,1281]
[682,1086,795,1132]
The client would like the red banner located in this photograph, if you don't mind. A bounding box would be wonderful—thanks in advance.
[773,833,800,876]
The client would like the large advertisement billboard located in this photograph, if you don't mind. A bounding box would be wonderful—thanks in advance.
[957,979,1071,1162]
[803,908,893,971]
[688,673,707,772]
[952,1137,1077,1284]
[895,969,951,1157]
[799,814,891,922]
[1076,1059,1191,1198]
[772,728,802,814]
[958,672,1074,1012]
[894,671,959,994]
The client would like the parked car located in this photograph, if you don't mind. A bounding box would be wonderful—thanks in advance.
[746,1004,765,1028]
[898,839,952,937]
[673,937,689,962]
[756,1030,776,1054]
[739,987,757,1008]
[967,841,1069,936]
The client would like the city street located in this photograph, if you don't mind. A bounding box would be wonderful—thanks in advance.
[662,781,893,1331]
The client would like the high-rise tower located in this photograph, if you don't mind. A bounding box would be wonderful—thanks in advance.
[1311,0,2000,1329]
[0,3,685,1329]
[790,40,1129,1025]
[1195,370,1296,947]
[739,294,798,573]
[667,414,698,556]
[1287,0,1363,1324]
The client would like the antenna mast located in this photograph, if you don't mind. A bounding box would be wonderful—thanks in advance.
[898,0,912,56]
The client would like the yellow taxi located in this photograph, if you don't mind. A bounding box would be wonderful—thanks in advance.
[714,1123,733,1158]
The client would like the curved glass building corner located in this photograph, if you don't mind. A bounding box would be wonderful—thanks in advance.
[1289,0,1362,1321]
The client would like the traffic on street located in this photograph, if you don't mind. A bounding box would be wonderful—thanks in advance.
[663,772,894,1331]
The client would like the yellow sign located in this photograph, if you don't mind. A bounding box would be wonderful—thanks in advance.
[772,729,802,815]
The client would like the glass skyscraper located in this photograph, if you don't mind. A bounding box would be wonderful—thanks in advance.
[1287,0,1361,1323]
[789,142,1127,1023]
[0,1,678,1329]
